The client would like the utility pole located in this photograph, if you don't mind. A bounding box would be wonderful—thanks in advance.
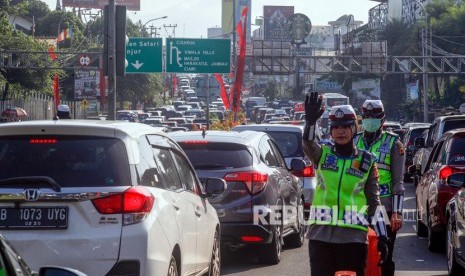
[107,0,117,120]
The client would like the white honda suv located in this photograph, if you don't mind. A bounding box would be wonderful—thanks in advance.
[0,120,224,276]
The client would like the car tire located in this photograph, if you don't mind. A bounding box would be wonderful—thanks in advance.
[447,218,465,275]
[416,199,427,237]
[167,255,178,276]
[284,198,306,248]
[208,230,221,276]
[258,205,283,265]
[427,213,444,252]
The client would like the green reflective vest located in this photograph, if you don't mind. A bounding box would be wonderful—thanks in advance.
[354,132,396,198]
[309,146,374,231]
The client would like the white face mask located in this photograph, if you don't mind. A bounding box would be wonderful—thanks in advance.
[362,118,382,132]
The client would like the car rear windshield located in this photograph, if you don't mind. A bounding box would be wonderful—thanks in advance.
[0,136,131,187]
[408,127,429,143]
[449,137,465,165]
[178,142,252,169]
[443,119,465,133]
[266,131,303,158]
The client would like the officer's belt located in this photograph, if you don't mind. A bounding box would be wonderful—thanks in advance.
[376,163,391,170]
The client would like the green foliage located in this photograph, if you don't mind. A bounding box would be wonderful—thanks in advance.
[0,12,55,95]
[379,18,418,56]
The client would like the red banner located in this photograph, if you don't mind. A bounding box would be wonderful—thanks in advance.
[232,6,248,112]
[53,74,60,110]
[214,74,230,110]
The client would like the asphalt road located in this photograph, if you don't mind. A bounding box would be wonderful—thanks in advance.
[221,181,449,275]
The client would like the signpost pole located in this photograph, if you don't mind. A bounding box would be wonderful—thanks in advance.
[206,74,210,130]
[107,0,117,120]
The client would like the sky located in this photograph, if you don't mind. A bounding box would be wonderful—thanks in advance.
[43,0,380,38]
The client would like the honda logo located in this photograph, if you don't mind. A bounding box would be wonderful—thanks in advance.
[24,189,40,201]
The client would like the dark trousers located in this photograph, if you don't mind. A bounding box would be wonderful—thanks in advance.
[309,240,368,276]
[382,212,397,276]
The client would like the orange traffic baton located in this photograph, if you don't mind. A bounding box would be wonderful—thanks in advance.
[335,271,356,276]
[365,228,381,276]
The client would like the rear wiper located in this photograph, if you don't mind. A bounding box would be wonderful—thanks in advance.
[193,163,227,170]
[0,176,61,192]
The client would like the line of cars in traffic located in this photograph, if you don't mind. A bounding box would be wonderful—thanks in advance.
[0,119,314,275]
[406,114,465,275]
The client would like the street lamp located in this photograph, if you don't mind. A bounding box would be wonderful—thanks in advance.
[142,16,168,37]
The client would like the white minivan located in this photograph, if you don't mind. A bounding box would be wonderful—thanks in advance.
[0,120,225,276]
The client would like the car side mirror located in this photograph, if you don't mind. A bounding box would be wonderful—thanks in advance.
[414,137,425,148]
[447,173,465,188]
[290,158,306,171]
[204,178,226,197]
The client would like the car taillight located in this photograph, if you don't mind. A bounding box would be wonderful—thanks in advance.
[92,186,154,225]
[223,171,268,195]
[439,165,454,180]
[292,165,315,177]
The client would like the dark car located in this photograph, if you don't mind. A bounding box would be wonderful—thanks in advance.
[170,130,306,264]
[232,124,316,220]
[403,126,430,180]
[413,128,465,252]
[412,115,465,184]
[445,172,465,275]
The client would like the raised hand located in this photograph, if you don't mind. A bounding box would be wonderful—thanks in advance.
[304,92,324,125]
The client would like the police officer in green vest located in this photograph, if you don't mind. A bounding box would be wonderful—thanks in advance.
[303,92,388,276]
[354,100,405,276]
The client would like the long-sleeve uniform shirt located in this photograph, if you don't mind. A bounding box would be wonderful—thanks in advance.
[303,138,383,244]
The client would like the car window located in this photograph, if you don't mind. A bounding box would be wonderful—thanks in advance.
[152,147,184,191]
[171,151,199,193]
[266,131,303,158]
[427,141,444,170]
[448,137,465,165]
[427,123,438,147]
[0,136,130,187]
[178,142,253,169]
[269,140,287,168]
[259,137,279,167]
[443,120,465,135]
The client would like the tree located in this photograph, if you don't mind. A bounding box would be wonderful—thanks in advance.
[378,19,419,119]
[0,12,57,97]
[9,0,50,21]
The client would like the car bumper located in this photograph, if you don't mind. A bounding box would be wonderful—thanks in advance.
[220,222,273,246]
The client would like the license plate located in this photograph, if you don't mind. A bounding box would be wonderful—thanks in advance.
[0,207,68,230]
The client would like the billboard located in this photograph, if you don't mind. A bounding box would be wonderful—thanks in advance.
[222,0,251,39]
[62,0,140,11]
[263,6,294,41]
[74,70,101,100]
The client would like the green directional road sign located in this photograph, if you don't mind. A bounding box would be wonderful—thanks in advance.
[166,38,231,74]
[126,38,163,73]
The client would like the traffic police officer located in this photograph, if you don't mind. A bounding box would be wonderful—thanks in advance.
[354,99,405,276]
[303,92,388,276]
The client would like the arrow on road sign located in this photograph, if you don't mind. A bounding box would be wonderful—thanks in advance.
[131,60,144,70]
